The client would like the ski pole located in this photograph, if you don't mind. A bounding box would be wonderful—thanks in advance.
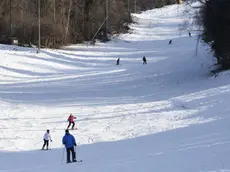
[74,145,76,158]
[61,146,65,164]
[49,141,52,150]
[74,144,82,162]
[34,140,43,146]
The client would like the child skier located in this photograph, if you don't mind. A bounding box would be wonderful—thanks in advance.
[42,129,52,150]
[67,114,76,130]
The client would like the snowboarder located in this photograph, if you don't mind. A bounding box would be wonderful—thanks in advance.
[67,114,76,130]
[142,56,147,64]
[116,58,120,65]
[169,40,172,44]
[62,129,77,163]
[42,129,52,150]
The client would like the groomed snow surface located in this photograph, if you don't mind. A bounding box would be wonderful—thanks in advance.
[1,3,230,172]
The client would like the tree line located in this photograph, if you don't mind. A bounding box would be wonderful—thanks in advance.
[195,0,230,70]
[0,0,178,48]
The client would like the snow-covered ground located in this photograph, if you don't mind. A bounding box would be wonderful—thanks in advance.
[1,3,230,172]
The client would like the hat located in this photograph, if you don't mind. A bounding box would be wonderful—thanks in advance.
[65,129,69,133]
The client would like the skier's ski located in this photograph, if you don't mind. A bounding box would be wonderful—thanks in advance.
[69,128,78,130]
[55,128,78,130]
[73,160,82,163]
[40,149,51,151]
[66,160,82,164]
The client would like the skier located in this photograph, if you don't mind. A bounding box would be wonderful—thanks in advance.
[42,129,52,150]
[62,129,77,163]
[67,114,76,130]
[142,56,147,64]
[169,39,172,44]
[90,39,96,45]
[116,58,120,65]
[189,32,192,37]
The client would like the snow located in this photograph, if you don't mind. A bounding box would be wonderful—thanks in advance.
[1,2,230,172]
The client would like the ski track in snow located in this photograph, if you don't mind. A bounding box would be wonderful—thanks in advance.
[1,2,230,172]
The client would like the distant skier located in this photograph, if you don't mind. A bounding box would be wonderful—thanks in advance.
[90,39,96,45]
[42,129,52,150]
[189,32,192,37]
[62,129,77,163]
[67,114,76,130]
[116,58,120,65]
[169,40,172,44]
[142,56,147,64]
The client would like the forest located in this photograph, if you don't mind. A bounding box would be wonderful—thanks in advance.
[198,0,230,69]
[0,0,178,48]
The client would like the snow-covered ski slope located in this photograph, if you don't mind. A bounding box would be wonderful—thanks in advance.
[1,2,230,172]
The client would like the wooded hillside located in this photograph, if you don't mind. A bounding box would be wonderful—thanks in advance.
[0,0,177,48]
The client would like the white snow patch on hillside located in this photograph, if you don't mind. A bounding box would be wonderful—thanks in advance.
[0,2,230,172]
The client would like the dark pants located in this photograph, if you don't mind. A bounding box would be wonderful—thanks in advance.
[67,121,75,129]
[66,147,76,163]
[42,139,49,149]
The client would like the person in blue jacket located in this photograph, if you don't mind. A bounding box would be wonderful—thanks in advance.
[62,129,77,163]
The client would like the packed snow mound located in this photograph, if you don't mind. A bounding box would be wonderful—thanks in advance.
[1,2,230,172]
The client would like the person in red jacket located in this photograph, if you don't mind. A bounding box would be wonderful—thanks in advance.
[67,114,76,130]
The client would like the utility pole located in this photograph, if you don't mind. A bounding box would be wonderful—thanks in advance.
[37,0,41,53]
[106,0,109,27]
[53,0,56,23]
[104,0,109,40]
[10,0,12,38]
[128,0,130,22]
[134,0,137,13]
